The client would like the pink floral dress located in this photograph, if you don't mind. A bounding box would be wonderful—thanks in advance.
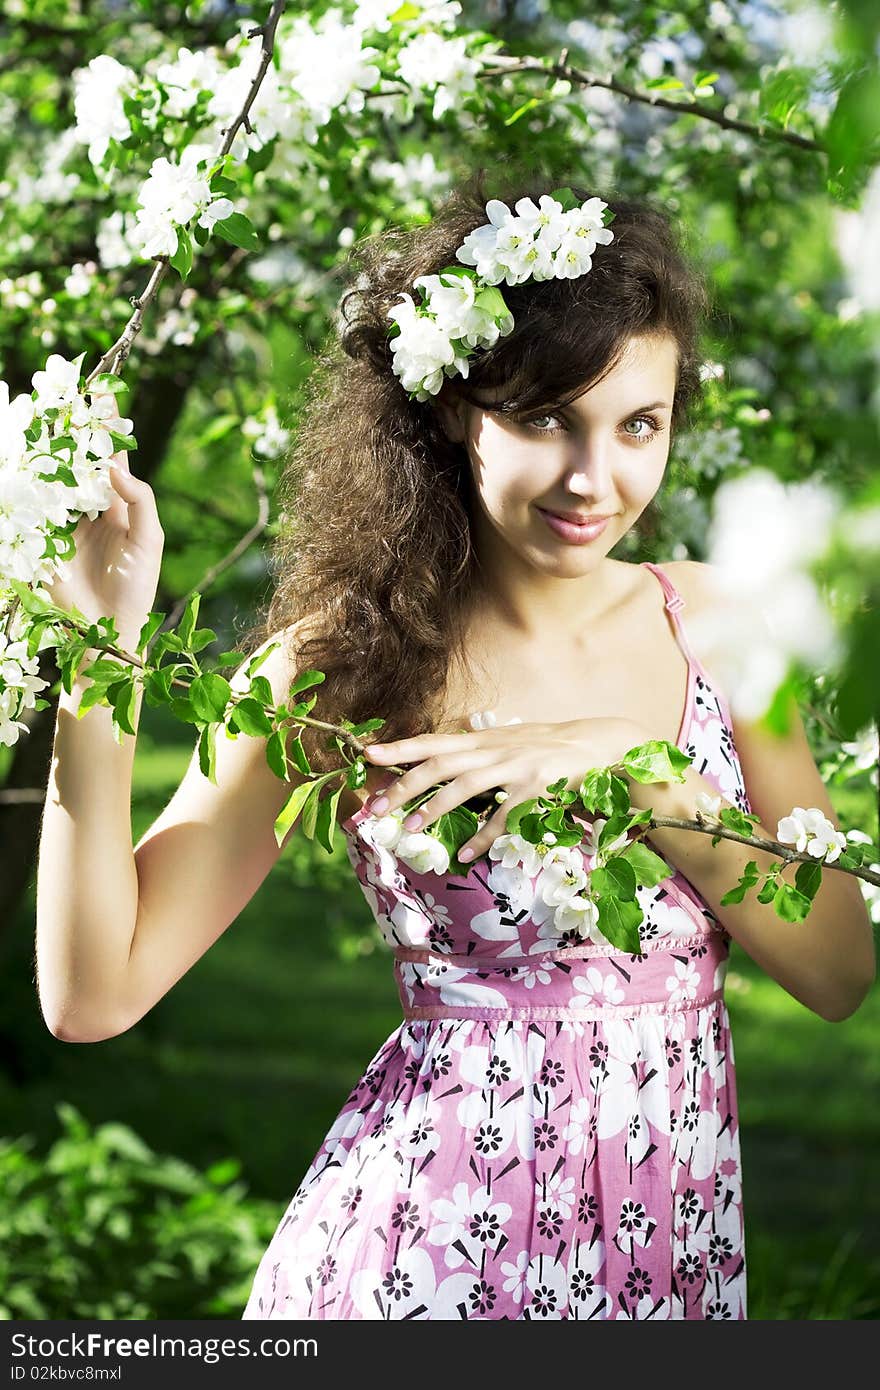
[243,561,750,1320]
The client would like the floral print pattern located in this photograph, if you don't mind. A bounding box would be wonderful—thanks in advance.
[243,562,750,1320]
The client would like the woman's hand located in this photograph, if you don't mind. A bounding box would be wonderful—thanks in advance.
[41,389,165,653]
[363,717,651,863]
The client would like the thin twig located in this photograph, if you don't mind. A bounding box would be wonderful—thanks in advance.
[83,0,288,387]
[477,51,824,153]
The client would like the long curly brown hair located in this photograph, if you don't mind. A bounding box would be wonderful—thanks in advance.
[237,166,712,774]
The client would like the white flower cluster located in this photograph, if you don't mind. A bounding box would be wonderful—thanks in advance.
[129,144,234,260]
[0,354,134,746]
[358,806,629,946]
[242,405,291,460]
[689,467,841,722]
[0,631,49,748]
[386,193,615,402]
[355,701,630,945]
[72,55,137,166]
[777,805,847,862]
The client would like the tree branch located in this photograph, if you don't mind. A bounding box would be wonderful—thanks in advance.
[477,51,824,153]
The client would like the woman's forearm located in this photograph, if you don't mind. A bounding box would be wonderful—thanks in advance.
[35,643,143,1041]
[626,764,876,1022]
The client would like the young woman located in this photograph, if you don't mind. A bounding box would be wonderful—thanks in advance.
[36,170,874,1322]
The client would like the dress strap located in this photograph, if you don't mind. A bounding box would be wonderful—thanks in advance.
[640,561,703,672]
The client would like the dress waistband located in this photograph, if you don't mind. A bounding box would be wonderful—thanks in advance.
[392,934,728,1023]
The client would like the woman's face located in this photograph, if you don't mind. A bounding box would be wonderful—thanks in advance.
[437,332,678,579]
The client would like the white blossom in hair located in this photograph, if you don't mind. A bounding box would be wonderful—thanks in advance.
[386,187,616,401]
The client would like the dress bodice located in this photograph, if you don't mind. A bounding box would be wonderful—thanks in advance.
[338,562,752,1022]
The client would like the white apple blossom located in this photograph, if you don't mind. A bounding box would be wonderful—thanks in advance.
[841,726,880,774]
[278,10,382,127]
[31,352,86,411]
[242,406,291,460]
[370,151,453,204]
[130,144,234,261]
[0,382,35,464]
[64,262,98,299]
[396,30,482,120]
[394,828,451,875]
[834,162,880,313]
[96,210,139,271]
[154,45,224,119]
[777,806,848,863]
[389,194,615,399]
[72,54,138,166]
[695,790,723,817]
[352,0,462,33]
[686,468,841,721]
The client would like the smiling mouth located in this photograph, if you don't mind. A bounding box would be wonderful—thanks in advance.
[538,507,616,523]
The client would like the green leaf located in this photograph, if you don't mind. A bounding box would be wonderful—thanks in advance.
[719,805,759,836]
[198,722,217,782]
[596,812,631,852]
[774,882,813,923]
[209,174,238,197]
[594,893,643,953]
[189,627,217,654]
[794,860,823,901]
[289,668,325,696]
[644,76,686,91]
[720,860,761,906]
[178,593,200,648]
[757,875,779,905]
[314,782,343,854]
[228,696,273,737]
[622,739,691,785]
[274,779,320,846]
[578,767,614,815]
[504,96,541,126]
[105,678,137,736]
[431,804,481,877]
[170,226,193,279]
[472,284,511,320]
[619,840,672,888]
[590,859,637,902]
[265,729,289,781]
[189,673,232,723]
[288,734,311,776]
[135,611,166,655]
[197,414,240,447]
[246,643,280,678]
[548,185,579,210]
[211,212,259,252]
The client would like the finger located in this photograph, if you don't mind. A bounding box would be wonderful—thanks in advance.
[365,730,483,763]
[107,463,164,541]
[369,746,504,820]
[400,761,521,834]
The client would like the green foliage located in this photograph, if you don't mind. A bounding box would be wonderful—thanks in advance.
[0,1104,278,1320]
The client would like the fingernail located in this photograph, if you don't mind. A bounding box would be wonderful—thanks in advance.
[403,813,422,830]
[458,847,475,862]
[369,795,389,814]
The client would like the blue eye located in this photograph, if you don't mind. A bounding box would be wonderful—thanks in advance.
[623,415,663,444]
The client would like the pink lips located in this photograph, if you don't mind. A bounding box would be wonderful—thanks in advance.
[537,507,614,544]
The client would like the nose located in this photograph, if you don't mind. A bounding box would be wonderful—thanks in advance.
[564,436,615,500]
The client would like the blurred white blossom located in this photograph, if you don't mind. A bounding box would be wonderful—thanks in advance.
[72,54,137,165]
